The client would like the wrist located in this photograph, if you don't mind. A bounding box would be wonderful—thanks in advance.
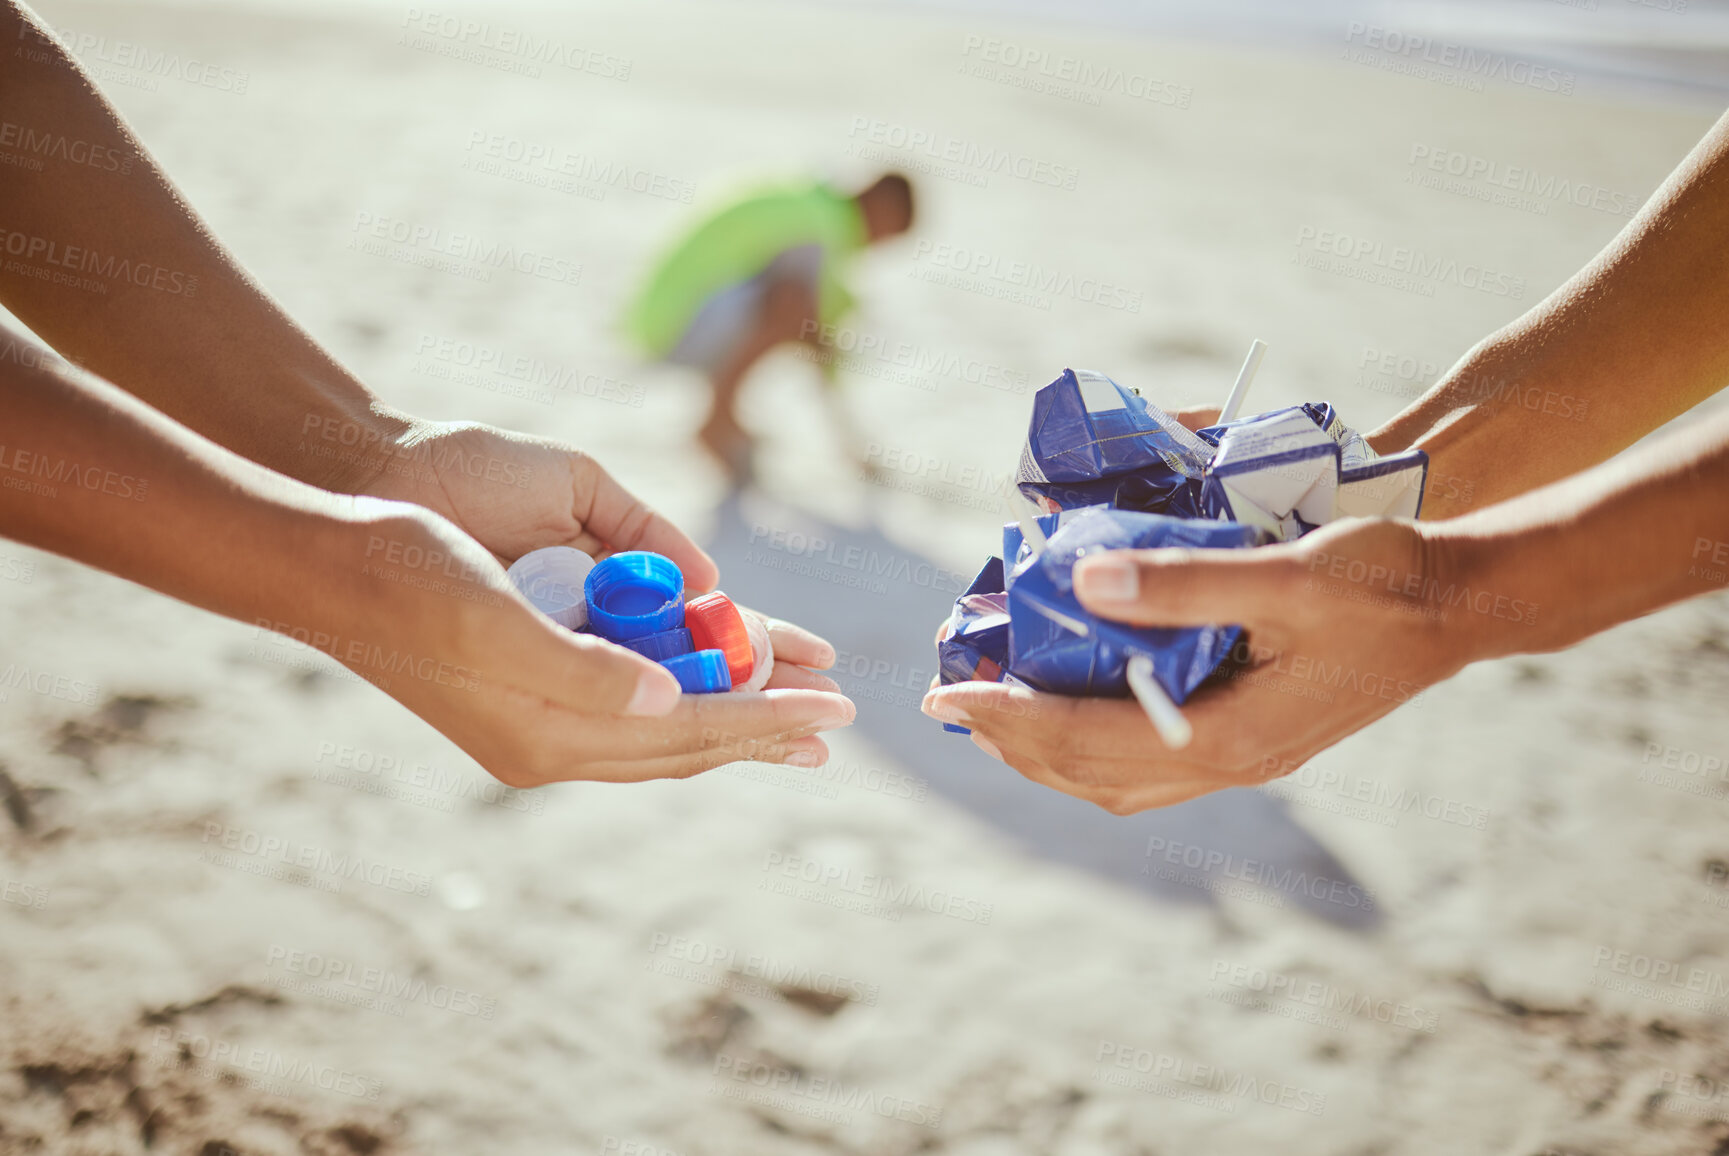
[1369,333,1531,522]
[293,402,418,496]
[1416,517,1557,665]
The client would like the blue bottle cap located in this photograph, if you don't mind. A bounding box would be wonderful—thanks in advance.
[619,627,694,662]
[659,648,733,694]
[584,551,685,641]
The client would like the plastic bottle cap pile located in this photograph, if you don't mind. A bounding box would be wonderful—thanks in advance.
[506,547,763,694]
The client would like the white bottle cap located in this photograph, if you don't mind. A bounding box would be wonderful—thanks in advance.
[506,546,596,630]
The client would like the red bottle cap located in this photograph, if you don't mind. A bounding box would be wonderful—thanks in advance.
[684,592,754,688]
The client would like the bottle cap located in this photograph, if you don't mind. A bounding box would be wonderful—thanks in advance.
[660,648,732,694]
[584,551,684,641]
[684,592,754,688]
[505,546,596,630]
[619,627,694,662]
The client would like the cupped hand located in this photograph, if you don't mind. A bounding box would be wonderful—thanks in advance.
[355,418,842,689]
[920,517,1483,814]
[358,419,721,585]
[328,500,854,787]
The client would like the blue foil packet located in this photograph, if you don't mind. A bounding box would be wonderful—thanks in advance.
[1006,508,1266,702]
[935,557,1014,734]
[1016,369,1212,518]
[937,360,1429,734]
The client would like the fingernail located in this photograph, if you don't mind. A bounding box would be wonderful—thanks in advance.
[970,733,1003,762]
[1075,554,1139,603]
[625,669,681,717]
[814,698,855,730]
[787,748,825,768]
[921,695,966,725]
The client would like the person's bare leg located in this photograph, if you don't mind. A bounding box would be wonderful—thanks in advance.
[699,277,821,484]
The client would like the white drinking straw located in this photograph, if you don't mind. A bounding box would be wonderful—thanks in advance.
[1218,339,1268,425]
[1126,653,1194,750]
[1003,482,1049,555]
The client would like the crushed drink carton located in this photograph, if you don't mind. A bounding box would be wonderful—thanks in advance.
[935,364,1427,732]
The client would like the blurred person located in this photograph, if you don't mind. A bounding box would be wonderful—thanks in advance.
[624,173,915,482]
[923,108,1729,815]
[0,0,856,787]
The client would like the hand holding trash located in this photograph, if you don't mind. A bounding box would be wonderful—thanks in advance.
[923,346,1442,812]
[925,108,1729,813]
[0,8,853,787]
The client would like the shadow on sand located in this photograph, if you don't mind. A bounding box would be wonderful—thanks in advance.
[705,490,1380,930]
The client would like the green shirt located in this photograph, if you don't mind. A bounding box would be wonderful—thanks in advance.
[625,181,867,356]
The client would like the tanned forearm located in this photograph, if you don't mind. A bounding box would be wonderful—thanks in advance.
[1372,108,1729,519]
[1429,406,1729,662]
[0,0,407,492]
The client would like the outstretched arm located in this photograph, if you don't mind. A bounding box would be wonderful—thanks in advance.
[0,0,840,673]
[1371,107,1729,518]
[0,325,854,785]
[0,0,405,492]
[924,406,1729,814]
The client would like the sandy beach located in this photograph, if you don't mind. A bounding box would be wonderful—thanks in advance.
[3,1,1729,1152]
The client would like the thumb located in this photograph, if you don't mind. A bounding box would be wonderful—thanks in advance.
[1071,545,1297,629]
[491,603,683,717]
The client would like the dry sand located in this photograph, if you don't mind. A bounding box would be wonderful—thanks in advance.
[3,1,1729,1153]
